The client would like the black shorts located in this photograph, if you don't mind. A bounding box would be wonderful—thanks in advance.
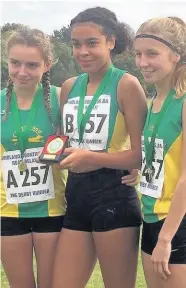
[141,215,186,264]
[63,168,142,232]
[1,215,64,236]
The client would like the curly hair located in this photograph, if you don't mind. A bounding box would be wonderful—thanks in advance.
[70,6,135,56]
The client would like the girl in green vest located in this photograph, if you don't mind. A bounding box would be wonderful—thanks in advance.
[1,27,67,288]
[123,16,186,288]
[52,7,147,288]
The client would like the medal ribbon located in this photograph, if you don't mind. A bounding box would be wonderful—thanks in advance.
[77,64,115,144]
[143,89,175,171]
[11,84,42,160]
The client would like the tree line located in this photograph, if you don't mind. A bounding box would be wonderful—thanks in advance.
[1,23,155,96]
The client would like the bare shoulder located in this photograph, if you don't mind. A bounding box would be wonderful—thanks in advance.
[118,73,146,101]
[60,77,77,106]
[117,73,147,113]
[55,87,61,103]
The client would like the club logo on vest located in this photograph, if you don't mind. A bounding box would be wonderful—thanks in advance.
[11,126,44,145]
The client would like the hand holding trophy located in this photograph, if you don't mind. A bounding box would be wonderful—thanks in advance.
[39,135,69,165]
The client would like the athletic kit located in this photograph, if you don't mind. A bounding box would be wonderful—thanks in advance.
[140,90,186,264]
[62,65,142,232]
[1,84,67,235]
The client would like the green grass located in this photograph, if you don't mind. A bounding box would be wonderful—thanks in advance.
[1,139,147,287]
[1,253,146,288]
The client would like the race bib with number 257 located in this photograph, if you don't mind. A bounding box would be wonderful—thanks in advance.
[1,147,55,204]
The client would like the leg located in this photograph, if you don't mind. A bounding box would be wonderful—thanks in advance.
[32,215,64,288]
[52,229,96,288]
[93,227,140,288]
[142,215,186,288]
[142,251,161,288]
[1,234,35,288]
[159,216,186,288]
[159,264,186,288]
[91,172,141,288]
[142,252,186,288]
[33,232,60,288]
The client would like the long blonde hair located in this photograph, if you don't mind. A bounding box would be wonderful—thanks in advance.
[136,17,186,97]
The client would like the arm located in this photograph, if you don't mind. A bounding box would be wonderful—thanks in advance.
[87,74,147,170]
[151,99,186,280]
[158,99,186,243]
[56,87,61,103]
[56,78,77,135]
[55,87,61,135]
[55,78,77,108]
[59,77,77,108]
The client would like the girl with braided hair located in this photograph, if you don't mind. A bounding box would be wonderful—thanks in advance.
[52,6,147,288]
[122,16,186,287]
[1,27,67,288]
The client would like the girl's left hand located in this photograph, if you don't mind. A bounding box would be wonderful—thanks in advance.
[59,147,92,173]
[151,241,171,280]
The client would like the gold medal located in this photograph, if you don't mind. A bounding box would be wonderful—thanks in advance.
[18,160,27,172]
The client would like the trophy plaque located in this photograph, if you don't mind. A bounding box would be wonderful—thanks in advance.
[39,135,69,165]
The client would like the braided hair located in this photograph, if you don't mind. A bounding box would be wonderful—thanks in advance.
[3,77,14,121]
[42,70,53,125]
[3,27,54,121]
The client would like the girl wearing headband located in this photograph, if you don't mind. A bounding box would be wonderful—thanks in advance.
[132,16,186,287]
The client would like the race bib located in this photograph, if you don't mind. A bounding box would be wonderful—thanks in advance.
[1,147,55,204]
[140,137,164,198]
[63,95,111,151]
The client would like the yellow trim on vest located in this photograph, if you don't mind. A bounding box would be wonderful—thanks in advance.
[154,133,182,220]
[48,166,67,216]
[108,111,129,153]
[0,144,19,217]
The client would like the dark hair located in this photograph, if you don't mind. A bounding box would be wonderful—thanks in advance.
[3,27,53,122]
[70,6,134,55]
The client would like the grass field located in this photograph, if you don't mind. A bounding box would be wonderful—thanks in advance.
[1,252,146,288]
[1,133,147,287]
